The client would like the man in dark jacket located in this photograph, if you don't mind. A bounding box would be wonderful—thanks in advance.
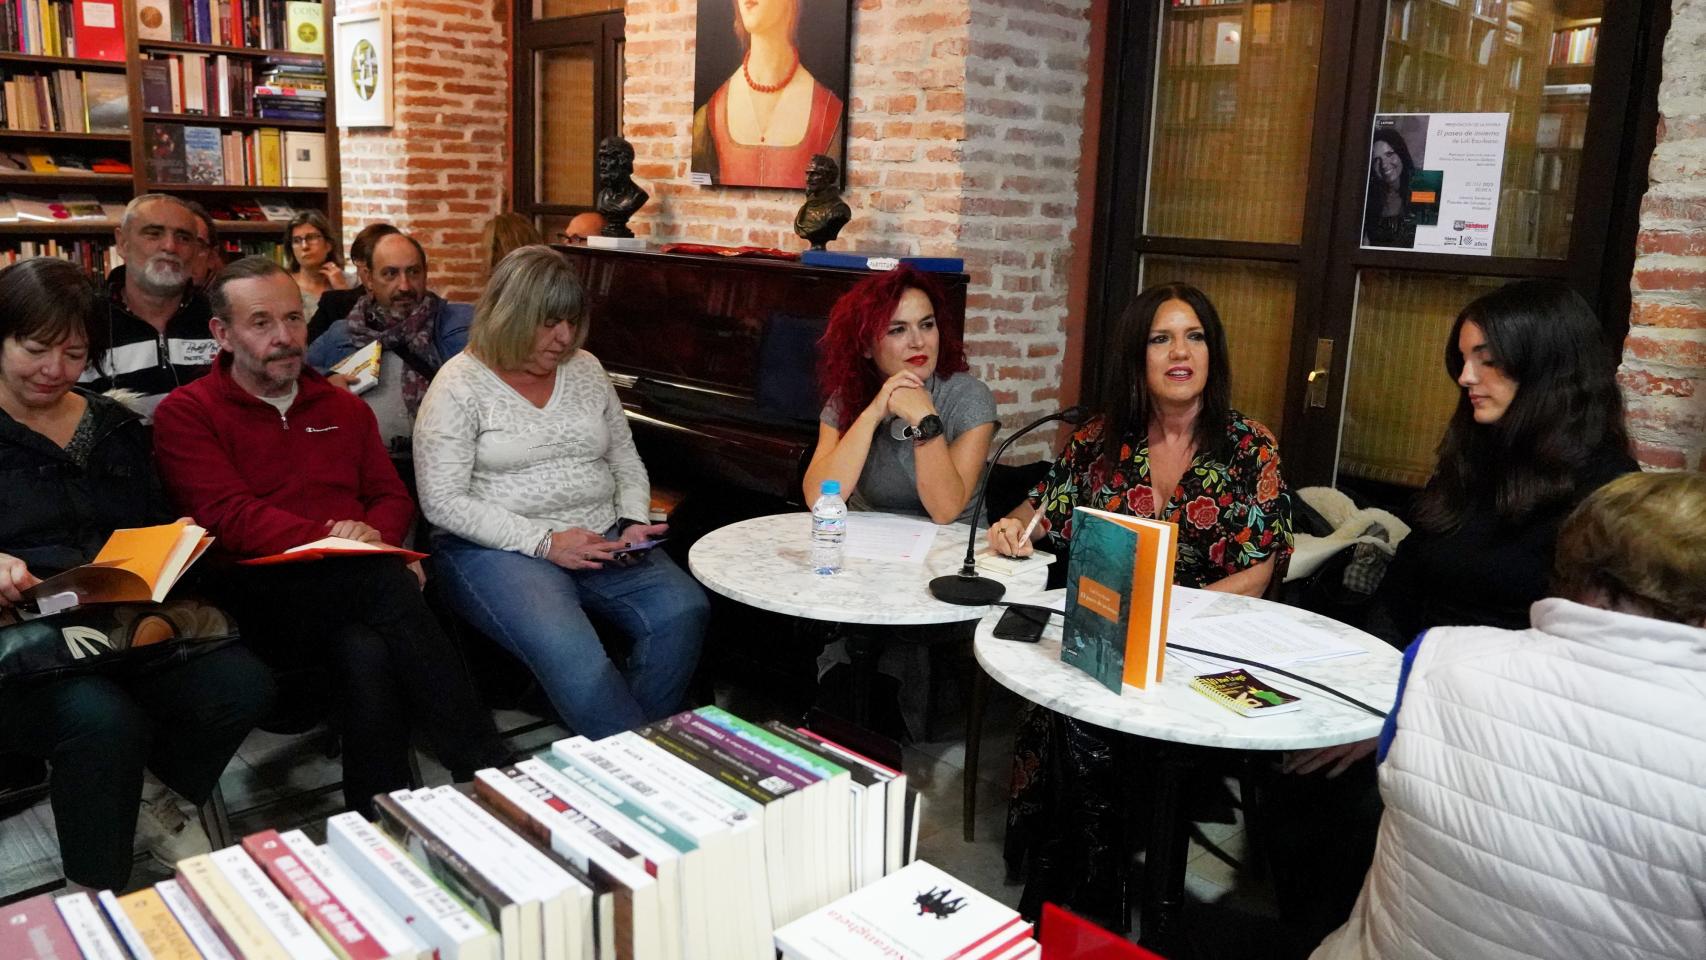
[151,256,507,817]
[81,193,218,417]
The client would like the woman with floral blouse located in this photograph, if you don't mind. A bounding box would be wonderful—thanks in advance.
[986,281,1295,922]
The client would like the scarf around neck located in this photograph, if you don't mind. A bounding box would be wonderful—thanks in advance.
[345,290,445,414]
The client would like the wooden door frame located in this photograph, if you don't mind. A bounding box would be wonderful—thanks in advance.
[1086,0,1670,487]
[513,9,626,221]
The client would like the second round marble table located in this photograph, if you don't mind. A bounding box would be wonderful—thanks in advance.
[688,512,1051,724]
[974,588,1402,949]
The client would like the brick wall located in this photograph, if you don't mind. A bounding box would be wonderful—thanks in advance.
[337,0,510,303]
[621,0,1094,456]
[1623,0,1706,471]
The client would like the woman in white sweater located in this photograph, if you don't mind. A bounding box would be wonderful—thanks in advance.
[1314,470,1706,960]
[414,245,707,737]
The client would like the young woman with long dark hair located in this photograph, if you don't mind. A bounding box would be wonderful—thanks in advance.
[1377,277,1638,641]
[804,265,997,524]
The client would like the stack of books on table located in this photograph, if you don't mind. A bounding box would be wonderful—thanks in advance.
[774,860,1036,960]
[0,706,931,960]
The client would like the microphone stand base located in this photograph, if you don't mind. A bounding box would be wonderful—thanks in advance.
[929,574,1007,606]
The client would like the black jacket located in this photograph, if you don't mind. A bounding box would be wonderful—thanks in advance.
[0,390,173,577]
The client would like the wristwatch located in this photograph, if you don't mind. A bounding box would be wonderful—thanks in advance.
[901,414,944,444]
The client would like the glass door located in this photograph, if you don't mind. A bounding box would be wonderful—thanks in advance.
[514,9,625,239]
[1093,0,1660,492]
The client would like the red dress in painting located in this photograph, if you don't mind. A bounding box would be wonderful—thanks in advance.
[695,80,843,189]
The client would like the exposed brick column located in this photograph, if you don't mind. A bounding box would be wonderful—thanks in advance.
[337,0,509,302]
[1622,0,1706,471]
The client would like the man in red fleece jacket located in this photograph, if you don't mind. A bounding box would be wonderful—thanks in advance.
[153,256,505,816]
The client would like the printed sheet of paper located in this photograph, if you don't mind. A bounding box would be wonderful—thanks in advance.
[842,515,938,564]
[1167,612,1369,670]
[1167,586,1223,626]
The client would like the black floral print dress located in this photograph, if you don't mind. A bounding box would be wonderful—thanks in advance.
[1004,411,1295,921]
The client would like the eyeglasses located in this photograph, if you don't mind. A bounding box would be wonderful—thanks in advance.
[291,233,327,246]
[137,225,208,250]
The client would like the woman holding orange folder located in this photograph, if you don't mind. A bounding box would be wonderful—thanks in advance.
[988,282,1295,924]
[0,258,273,892]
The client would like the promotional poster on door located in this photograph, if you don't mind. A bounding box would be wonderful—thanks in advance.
[1361,112,1510,256]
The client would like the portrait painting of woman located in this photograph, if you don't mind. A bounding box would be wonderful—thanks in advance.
[691,0,850,190]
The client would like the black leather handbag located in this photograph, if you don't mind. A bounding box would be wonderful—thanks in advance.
[0,599,238,689]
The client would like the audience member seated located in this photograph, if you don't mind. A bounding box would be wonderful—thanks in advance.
[307,232,470,453]
[1314,471,1706,960]
[557,211,606,244]
[151,256,506,817]
[988,282,1294,922]
[285,210,349,321]
[308,221,398,342]
[184,200,222,292]
[0,258,273,891]
[415,245,707,739]
[1371,278,1639,642]
[480,213,543,271]
[81,193,217,416]
[804,264,997,523]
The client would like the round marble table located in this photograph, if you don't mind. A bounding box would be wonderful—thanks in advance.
[688,512,1050,624]
[974,588,1401,949]
[689,512,1051,724]
[974,589,1400,752]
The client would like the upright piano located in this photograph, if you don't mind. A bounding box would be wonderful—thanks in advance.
[556,244,971,508]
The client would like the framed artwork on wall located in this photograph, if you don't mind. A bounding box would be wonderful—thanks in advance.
[334,7,393,128]
[690,0,851,190]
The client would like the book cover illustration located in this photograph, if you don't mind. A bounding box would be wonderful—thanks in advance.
[1062,510,1134,693]
[83,72,130,133]
[183,125,223,184]
[1189,669,1302,717]
[147,123,186,182]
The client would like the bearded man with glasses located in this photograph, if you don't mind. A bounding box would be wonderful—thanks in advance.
[79,193,219,418]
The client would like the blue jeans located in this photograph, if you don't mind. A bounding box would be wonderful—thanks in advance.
[432,533,708,738]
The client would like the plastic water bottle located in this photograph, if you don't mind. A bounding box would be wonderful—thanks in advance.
[810,480,847,575]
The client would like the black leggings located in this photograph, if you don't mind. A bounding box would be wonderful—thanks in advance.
[0,644,275,890]
[210,556,507,816]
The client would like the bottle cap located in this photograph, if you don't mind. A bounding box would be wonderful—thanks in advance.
[820,480,841,496]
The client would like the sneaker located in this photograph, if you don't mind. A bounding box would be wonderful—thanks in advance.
[135,791,211,869]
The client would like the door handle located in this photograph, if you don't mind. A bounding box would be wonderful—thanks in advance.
[1307,338,1334,409]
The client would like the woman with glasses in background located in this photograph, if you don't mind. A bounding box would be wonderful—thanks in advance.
[283,211,348,320]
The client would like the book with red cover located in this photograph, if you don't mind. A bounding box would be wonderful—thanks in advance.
[1039,903,1166,959]
[0,893,82,960]
[237,536,426,566]
[73,0,128,61]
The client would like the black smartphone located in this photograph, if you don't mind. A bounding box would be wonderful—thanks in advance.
[993,606,1049,643]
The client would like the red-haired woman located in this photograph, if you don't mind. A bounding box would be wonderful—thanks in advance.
[803,265,997,524]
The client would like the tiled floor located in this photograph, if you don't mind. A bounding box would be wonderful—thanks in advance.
[1,684,1304,957]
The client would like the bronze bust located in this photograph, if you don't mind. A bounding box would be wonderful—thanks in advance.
[595,136,649,239]
[793,154,851,250]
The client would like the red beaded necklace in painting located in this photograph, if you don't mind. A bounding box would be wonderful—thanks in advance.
[742,51,799,94]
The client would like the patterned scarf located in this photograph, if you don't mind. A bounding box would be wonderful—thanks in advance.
[344,290,446,415]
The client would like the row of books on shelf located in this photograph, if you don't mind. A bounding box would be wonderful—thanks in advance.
[147,124,325,187]
[0,708,1038,960]
[0,0,126,60]
[136,0,323,53]
[141,52,325,120]
[0,69,128,132]
[0,236,120,272]
[1549,24,1597,66]
[1163,13,1241,67]
[0,148,129,172]
[0,191,311,222]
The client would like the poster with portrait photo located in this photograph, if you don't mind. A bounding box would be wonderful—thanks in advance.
[690,0,851,191]
[1362,112,1509,256]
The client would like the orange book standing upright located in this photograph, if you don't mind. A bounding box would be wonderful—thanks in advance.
[1061,506,1178,693]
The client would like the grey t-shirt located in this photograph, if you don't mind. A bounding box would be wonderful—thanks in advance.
[820,372,999,525]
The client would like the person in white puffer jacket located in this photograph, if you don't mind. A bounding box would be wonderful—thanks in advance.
[1314,470,1706,960]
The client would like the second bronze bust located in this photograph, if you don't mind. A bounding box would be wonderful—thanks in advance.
[794,154,851,250]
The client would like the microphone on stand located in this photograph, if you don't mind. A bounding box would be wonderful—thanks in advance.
[929,404,1088,606]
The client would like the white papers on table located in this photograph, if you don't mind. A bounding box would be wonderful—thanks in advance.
[1166,612,1369,674]
[974,546,1057,577]
[842,515,938,563]
[1167,586,1223,625]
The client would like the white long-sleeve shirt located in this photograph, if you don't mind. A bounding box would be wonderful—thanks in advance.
[414,350,652,553]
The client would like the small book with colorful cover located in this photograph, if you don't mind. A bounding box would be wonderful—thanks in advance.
[238,536,426,566]
[1189,669,1302,717]
[772,860,1031,960]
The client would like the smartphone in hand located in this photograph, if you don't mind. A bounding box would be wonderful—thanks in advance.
[611,537,668,557]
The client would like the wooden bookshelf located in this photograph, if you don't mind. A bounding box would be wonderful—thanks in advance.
[0,0,341,267]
